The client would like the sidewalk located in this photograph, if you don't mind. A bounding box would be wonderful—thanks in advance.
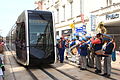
[66,52,120,80]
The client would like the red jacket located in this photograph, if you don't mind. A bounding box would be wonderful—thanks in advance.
[92,38,101,44]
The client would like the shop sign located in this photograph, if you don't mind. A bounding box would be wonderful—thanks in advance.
[75,25,86,33]
[106,13,119,20]
[69,23,75,29]
[90,15,96,31]
[76,27,83,32]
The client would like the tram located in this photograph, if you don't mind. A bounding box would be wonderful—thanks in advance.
[7,10,57,66]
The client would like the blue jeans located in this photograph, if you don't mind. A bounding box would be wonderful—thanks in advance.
[59,48,65,63]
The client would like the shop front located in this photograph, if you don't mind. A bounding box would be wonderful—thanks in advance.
[91,6,120,51]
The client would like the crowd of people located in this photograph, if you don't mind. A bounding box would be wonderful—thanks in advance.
[56,33,115,78]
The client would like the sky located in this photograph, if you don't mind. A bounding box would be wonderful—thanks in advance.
[0,0,36,37]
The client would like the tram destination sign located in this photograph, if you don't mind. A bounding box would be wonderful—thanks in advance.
[106,13,119,20]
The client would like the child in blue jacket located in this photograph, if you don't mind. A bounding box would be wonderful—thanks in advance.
[79,38,88,70]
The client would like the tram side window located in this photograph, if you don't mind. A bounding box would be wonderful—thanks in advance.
[16,22,26,48]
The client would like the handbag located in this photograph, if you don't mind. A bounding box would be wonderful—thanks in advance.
[112,50,116,61]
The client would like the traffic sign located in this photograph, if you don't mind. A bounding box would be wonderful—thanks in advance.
[69,23,75,28]
[76,27,83,32]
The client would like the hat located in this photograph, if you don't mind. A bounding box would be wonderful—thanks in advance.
[85,36,91,39]
[79,39,82,41]
[73,33,79,36]
[72,37,77,40]
[82,37,87,41]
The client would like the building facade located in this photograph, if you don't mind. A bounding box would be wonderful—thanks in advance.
[35,0,120,50]
[39,0,95,38]
[91,0,120,50]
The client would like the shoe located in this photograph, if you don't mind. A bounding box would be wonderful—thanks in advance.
[105,74,110,78]
[66,56,68,60]
[78,66,81,68]
[80,68,87,70]
[95,70,101,74]
[2,66,5,71]
[60,61,63,63]
[101,73,107,76]
[94,67,97,69]
[88,66,94,68]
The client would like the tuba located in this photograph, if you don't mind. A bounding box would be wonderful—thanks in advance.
[96,22,107,34]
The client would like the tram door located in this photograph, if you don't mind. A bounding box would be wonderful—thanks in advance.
[16,22,27,63]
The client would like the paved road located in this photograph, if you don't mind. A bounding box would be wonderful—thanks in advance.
[2,47,120,80]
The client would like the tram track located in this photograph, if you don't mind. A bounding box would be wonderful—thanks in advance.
[26,65,78,80]
[40,65,79,80]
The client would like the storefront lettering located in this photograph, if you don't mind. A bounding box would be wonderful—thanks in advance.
[106,14,119,20]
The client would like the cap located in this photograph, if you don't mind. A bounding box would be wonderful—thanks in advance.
[85,36,91,39]
[79,39,83,41]
[82,37,87,41]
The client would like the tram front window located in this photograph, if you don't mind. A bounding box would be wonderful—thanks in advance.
[29,20,48,45]
[28,11,55,60]
[30,20,47,45]
[28,13,53,47]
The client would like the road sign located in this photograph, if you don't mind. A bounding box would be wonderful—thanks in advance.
[69,23,75,28]
[76,27,83,32]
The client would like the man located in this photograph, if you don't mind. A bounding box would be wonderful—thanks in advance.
[102,36,114,77]
[57,37,65,63]
[91,33,103,73]
[79,38,88,70]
